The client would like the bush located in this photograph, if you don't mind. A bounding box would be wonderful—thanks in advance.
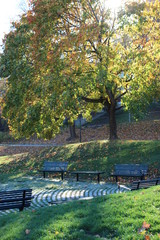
[0,131,13,143]
[0,117,9,132]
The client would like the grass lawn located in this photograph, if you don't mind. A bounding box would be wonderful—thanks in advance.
[1,186,160,239]
[0,140,160,239]
[0,140,160,183]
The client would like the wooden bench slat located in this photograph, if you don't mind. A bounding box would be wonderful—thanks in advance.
[0,203,31,211]
[0,189,32,195]
[0,202,31,208]
[71,171,105,174]
[111,164,148,182]
[131,178,160,190]
[0,197,33,203]
[0,192,32,196]
[41,161,69,180]
[70,171,105,183]
[0,189,33,211]
[112,173,144,177]
[44,162,68,170]
[41,170,67,173]
[0,194,32,199]
[115,164,148,170]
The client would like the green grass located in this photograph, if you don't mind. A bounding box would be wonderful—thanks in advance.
[0,140,160,183]
[1,140,160,239]
[1,186,160,239]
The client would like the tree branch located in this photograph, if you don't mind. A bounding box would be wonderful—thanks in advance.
[87,0,99,23]
[115,105,123,111]
[82,96,104,104]
[87,39,98,55]
[115,91,127,101]
[103,37,108,45]
[125,74,133,82]
[61,15,79,28]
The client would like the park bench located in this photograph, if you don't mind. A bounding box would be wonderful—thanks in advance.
[40,161,68,180]
[0,189,33,211]
[111,164,148,182]
[131,178,160,190]
[71,171,105,183]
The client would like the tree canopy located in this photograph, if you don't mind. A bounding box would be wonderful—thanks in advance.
[0,0,159,140]
[123,0,160,117]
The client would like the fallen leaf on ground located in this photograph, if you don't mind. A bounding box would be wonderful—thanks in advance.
[142,221,151,230]
[145,235,150,240]
[138,228,146,235]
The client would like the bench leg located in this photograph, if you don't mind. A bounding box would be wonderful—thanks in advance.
[20,190,25,211]
[76,173,79,181]
[97,174,100,183]
[61,172,64,180]
[43,171,45,178]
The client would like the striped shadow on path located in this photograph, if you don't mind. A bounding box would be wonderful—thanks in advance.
[0,182,129,216]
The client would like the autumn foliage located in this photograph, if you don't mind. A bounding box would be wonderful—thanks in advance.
[0,0,159,140]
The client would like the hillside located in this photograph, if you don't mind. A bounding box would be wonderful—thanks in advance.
[0,140,160,239]
[0,140,160,183]
[53,120,160,145]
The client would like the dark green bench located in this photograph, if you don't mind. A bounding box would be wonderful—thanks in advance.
[71,171,105,183]
[0,189,33,211]
[40,161,68,180]
[131,178,160,190]
[111,164,148,182]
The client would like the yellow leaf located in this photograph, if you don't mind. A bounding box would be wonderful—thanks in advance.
[138,228,146,235]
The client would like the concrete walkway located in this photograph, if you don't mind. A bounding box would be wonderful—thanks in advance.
[0,143,60,147]
[0,177,130,216]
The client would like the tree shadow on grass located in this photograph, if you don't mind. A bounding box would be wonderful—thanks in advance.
[0,195,121,240]
[2,186,159,240]
[1,140,160,184]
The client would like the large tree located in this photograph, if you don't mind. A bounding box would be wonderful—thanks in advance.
[122,0,160,117]
[0,0,159,140]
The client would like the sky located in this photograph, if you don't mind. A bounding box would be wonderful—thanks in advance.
[0,0,123,51]
[0,0,28,50]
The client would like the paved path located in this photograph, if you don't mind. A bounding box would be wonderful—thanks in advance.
[0,180,129,216]
[0,143,60,147]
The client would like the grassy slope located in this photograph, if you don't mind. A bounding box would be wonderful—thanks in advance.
[0,140,160,239]
[1,186,160,239]
[0,140,160,182]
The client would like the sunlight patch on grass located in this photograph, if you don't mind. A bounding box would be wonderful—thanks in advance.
[0,140,160,183]
[0,155,16,164]
[1,186,160,239]
[0,153,28,164]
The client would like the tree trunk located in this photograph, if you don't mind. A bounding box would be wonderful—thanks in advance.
[66,121,78,141]
[69,122,77,138]
[108,105,118,140]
